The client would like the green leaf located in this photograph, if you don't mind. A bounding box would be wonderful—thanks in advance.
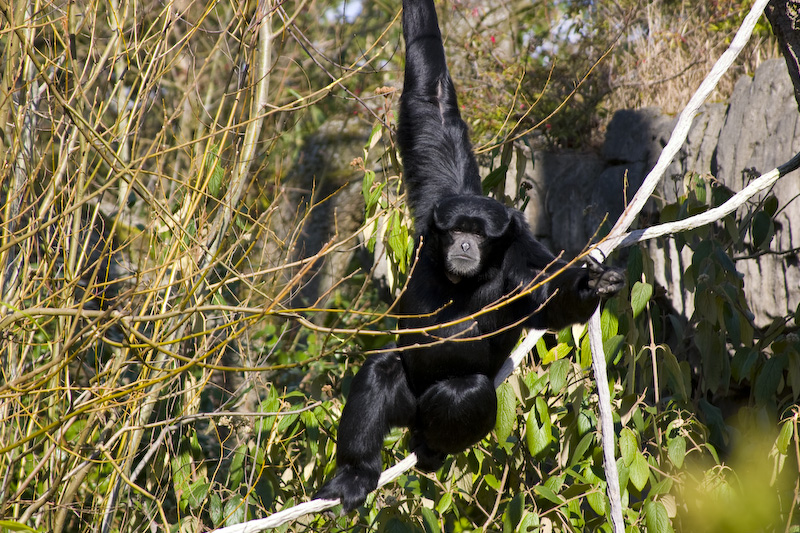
[650,476,674,496]
[776,419,794,455]
[276,412,300,434]
[535,336,548,359]
[362,170,375,205]
[436,492,452,514]
[525,401,552,457]
[627,246,644,284]
[764,195,779,216]
[517,512,540,532]
[543,342,571,365]
[549,358,569,394]
[616,457,630,494]
[587,488,606,516]
[170,435,194,508]
[420,507,441,533]
[256,387,280,434]
[696,321,723,393]
[383,517,415,533]
[755,355,786,405]
[495,383,516,445]
[570,432,595,465]
[644,500,674,533]
[576,408,595,435]
[752,210,774,249]
[502,493,524,533]
[630,281,653,319]
[619,428,637,466]
[301,410,320,455]
[485,474,502,491]
[629,451,650,492]
[0,521,38,532]
[667,436,686,468]
[388,211,407,263]
[787,349,800,401]
[223,494,247,526]
[205,144,225,198]
[482,165,508,194]
[209,494,223,526]
[367,121,383,150]
[186,480,210,509]
[228,443,248,487]
[603,335,625,364]
[254,474,274,509]
[579,331,592,368]
[601,307,619,339]
[533,485,563,505]
[661,345,688,402]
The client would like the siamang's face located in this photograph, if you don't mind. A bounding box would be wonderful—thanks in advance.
[443,229,486,279]
[432,196,511,282]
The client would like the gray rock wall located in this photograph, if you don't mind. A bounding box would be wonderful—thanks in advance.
[516,58,800,326]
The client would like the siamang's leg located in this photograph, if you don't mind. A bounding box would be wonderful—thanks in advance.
[411,374,497,472]
[315,351,415,512]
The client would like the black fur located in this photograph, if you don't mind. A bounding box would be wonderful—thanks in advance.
[316,0,625,511]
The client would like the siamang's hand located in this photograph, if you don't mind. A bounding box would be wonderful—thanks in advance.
[584,256,625,297]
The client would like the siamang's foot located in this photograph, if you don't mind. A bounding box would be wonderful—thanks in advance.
[410,434,447,472]
[315,466,379,512]
[584,256,625,297]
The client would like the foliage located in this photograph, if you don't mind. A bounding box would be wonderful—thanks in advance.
[0,0,797,532]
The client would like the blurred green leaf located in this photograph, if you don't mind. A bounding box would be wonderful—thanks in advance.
[223,494,247,526]
[495,383,516,445]
[420,507,440,533]
[644,500,674,533]
[629,451,650,492]
[776,420,794,455]
[0,521,38,532]
[549,358,569,394]
[619,428,637,466]
[525,399,552,457]
[667,436,686,468]
[533,484,563,505]
[631,281,653,319]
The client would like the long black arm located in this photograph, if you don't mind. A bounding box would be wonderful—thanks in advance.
[397,0,482,234]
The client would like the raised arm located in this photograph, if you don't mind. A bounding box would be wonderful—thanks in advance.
[397,0,482,234]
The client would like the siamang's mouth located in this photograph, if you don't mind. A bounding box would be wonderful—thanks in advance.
[449,258,480,277]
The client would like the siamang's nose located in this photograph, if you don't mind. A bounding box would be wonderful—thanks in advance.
[461,242,470,251]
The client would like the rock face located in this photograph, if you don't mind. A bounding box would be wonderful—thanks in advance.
[276,118,370,310]
[516,58,800,326]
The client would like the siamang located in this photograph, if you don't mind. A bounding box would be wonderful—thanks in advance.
[316,0,625,511]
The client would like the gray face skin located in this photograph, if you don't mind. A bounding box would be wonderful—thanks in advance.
[444,230,485,282]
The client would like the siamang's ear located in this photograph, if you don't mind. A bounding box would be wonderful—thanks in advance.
[483,206,511,238]
[432,204,451,232]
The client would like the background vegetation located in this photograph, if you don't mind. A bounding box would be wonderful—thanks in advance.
[0,0,797,532]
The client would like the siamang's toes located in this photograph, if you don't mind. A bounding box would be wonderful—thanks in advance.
[315,467,378,512]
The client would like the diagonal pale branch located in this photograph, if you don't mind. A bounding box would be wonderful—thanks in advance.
[599,152,800,253]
